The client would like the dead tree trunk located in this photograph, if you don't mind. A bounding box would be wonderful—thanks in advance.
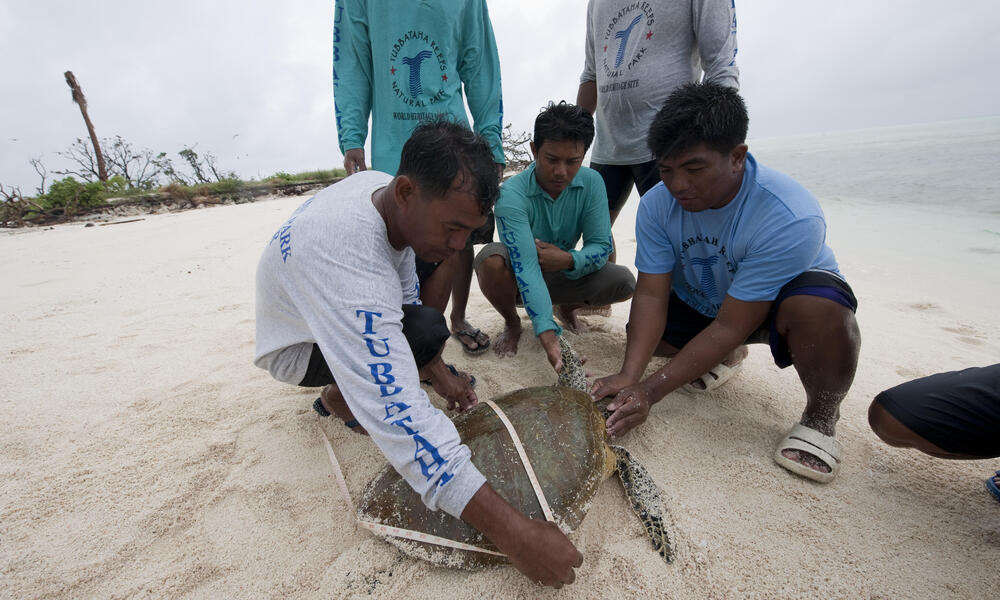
[64,71,108,183]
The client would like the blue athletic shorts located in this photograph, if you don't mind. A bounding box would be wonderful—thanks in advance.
[659,270,858,369]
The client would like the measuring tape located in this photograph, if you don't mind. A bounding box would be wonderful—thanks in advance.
[320,399,554,556]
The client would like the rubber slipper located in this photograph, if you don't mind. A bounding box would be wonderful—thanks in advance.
[451,327,490,356]
[313,397,361,430]
[773,423,842,483]
[682,361,743,393]
[420,363,476,387]
[986,470,1000,503]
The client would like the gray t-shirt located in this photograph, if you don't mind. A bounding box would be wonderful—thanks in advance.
[581,0,739,165]
[254,171,486,518]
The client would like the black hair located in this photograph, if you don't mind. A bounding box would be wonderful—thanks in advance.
[647,82,748,160]
[532,101,595,152]
[397,117,499,215]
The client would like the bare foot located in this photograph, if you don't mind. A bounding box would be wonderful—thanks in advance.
[780,448,832,473]
[574,304,612,317]
[686,345,748,391]
[320,384,368,435]
[781,419,837,474]
[555,305,588,333]
[493,322,522,357]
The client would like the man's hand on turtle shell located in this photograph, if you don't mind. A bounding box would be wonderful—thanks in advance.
[505,519,583,589]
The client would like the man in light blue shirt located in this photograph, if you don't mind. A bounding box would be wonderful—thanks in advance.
[592,83,861,484]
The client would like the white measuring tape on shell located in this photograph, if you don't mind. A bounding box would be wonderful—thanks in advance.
[319,399,555,556]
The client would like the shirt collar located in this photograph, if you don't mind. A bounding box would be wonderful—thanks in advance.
[525,162,586,202]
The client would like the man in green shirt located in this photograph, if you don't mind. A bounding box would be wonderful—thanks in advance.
[474,102,636,372]
[333,0,505,358]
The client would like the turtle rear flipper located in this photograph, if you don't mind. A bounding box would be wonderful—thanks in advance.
[611,445,673,563]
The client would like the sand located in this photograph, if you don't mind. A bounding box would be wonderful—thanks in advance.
[2,195,998,599]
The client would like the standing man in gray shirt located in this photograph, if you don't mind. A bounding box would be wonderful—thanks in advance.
[577,0,739,261]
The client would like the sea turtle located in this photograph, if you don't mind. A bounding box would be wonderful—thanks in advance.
[354,337,673,568]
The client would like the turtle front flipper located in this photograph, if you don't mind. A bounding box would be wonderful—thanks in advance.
[556,335,587,391]
[610,445,674,563]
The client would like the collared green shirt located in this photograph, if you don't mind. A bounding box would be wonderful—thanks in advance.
[495,163,613,336]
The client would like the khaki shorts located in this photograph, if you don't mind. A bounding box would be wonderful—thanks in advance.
[473,242,635,306]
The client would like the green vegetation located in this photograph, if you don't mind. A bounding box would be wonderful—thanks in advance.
[264,169,345,184]
[1,167,347,228]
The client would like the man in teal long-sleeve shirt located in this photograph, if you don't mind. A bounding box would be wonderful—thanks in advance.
[333,0,505,358]
[474,102,635,372]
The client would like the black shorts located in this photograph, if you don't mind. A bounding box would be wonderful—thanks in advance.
[415,210,495,285]
[875,364,1000,458]
[297,304,450,387]
[658,270,858,369]
[591,160,660,213]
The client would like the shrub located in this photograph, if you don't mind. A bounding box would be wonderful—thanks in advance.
[40,177,107,212]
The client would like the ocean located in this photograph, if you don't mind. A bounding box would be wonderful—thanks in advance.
[751,116,1000,217]
[611,117,1000,311]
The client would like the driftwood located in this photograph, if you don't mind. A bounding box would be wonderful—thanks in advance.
[97,218,145,226]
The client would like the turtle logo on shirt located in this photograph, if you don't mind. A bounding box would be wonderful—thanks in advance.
[601,3,655,80]
[389,31,449,108]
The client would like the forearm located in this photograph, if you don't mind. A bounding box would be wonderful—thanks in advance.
[694,0,740,89]
[577,80,597,115]
[640,320,744,402]
[619,291,666,380]
[332,0,372,151]
[462,2,505,165]
[497,213,560,336]
[461,483,525,551]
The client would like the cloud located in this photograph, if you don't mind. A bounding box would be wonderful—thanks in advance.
[2,0,997,191]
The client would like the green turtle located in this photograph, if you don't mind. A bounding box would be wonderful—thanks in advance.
[355,337,673,568]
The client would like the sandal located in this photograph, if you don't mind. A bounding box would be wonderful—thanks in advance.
[451,327,490,355]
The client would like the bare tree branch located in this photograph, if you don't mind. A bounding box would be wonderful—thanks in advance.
[502,123,533,178]
[30,157,48,196]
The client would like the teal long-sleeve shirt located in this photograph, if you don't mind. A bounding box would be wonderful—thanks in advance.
[333,0,505,174]
[495,163,613,337]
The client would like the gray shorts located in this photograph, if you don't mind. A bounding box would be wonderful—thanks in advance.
[473,242,636,306]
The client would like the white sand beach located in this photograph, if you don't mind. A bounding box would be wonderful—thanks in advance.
[3,122,999,598]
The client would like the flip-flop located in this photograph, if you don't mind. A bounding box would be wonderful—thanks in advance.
[682,361,743,393]
[773,423,842,484]
[312,397,361,430]
[451,327,490,356]
[986,470,1000,503]
[421,363,476,387]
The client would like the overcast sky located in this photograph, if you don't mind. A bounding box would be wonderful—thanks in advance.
[2,0,998,192]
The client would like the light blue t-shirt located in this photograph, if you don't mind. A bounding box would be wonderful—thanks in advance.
[635,153,841,317]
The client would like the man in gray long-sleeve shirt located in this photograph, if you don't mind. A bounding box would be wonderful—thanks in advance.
[577,0,739,258]
[254,120,583,588]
